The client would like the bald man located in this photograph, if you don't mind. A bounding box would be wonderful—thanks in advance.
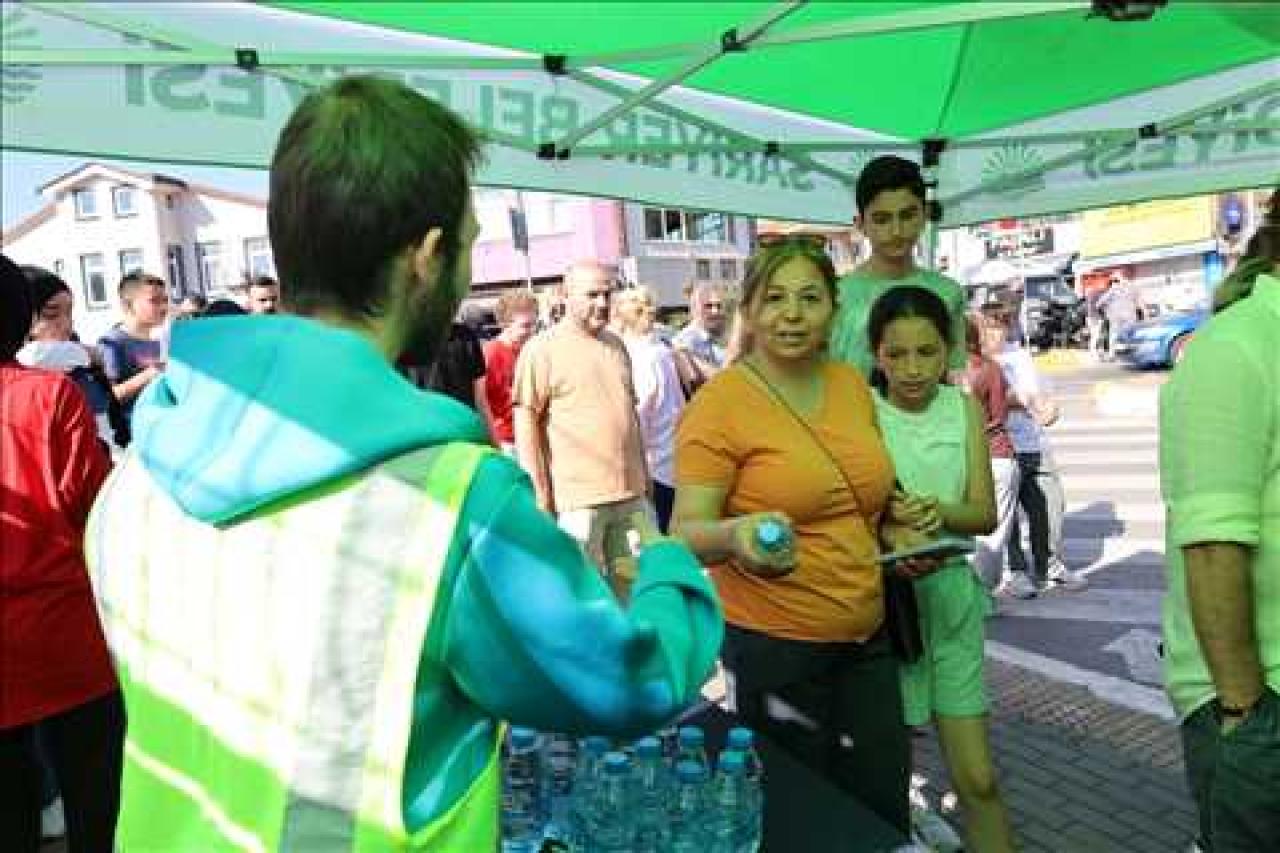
[512,262,652,597]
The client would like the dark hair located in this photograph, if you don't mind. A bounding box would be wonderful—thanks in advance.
[867,285,953,392]
[1213,222,1279,313]
[118,270,165,301]
[268,75,482,318]
[21,265,72,312]
[247,275,278,290]
[855,155,926,216]
[731,239,838,362]
[203,298,247,317]
[1,254,33,360]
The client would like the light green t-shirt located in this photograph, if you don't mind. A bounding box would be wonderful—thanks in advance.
[829,266,968,378]
[1160,273,1280,719]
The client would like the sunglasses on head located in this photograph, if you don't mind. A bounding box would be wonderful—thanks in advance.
[755,232,828,250]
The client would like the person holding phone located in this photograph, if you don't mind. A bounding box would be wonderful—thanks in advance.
[674,239,932,835]
[869,286,1015,853]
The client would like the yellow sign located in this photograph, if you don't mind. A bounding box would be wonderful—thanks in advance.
[1080,196,1215,259]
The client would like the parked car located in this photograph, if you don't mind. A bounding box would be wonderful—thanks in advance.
[1112,309,1208,368]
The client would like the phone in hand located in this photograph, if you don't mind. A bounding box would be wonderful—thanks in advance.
[876,535,974,568]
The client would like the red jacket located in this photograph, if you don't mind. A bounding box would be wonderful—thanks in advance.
[1,362,116,727]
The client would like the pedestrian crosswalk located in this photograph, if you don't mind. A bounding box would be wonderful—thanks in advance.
[988,369,1172,704]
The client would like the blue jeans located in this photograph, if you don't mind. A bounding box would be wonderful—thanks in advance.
[1006,448,1066,581]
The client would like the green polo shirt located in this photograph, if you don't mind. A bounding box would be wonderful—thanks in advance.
[1160,273,1280,719]
[828,266,968,378]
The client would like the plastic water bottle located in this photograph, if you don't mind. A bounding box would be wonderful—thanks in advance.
[669,759,709,853]
[727,727,764,850]
[676,726,709,772]
[587,751,635,852]
[568,736,609,848]
[501,727,545,853]
[631,737,670,852]
[708,751,749,853]
[755,519,790,553]
[541,733,578,843]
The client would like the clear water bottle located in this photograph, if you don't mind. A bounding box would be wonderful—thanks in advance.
[541,733,578,843]
[727,728,765,850]
[669,759,709,853]
[568,735,610,849]
[631,737,670,852]
[501,727,545,853]
[755,519,790,553]
[707,751,748,853]
[587,751,635,853]
[676,726,709,772]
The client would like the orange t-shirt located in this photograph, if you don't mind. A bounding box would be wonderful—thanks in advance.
[676,361,895,642]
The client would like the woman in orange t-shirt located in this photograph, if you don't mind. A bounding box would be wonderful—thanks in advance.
[674,240,918,834]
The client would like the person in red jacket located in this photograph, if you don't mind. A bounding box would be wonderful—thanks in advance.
[0,253,123,851]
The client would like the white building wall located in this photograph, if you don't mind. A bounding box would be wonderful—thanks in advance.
[2,173,271,344]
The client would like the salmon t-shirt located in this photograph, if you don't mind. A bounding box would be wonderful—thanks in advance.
[676,361,895,642]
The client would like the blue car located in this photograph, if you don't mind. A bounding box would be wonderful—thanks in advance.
[1112,309,1208,368]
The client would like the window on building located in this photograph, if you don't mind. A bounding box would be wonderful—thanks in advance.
[167,245,187,295]
[644,207,686,242]
[165,195,176,211]
[53,259,65,276]
[73,188,99,219]
[719,258,738,281]
[695,259,712,281]
[686,211,729,243]
[119,249,144,277]
[80,253,108,308]
[244,237,274,278]
[112,186,139,218]
[196,241,223,292]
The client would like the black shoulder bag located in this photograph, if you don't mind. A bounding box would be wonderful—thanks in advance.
[741,361,923,664]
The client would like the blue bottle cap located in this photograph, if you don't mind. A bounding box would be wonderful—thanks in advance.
[677,726,705,746]
[718,751,746,774]
[676,760,707,782]
[635,736,661,758]
[603,752,630,774]
[510,727,537,747]
[582,735,611,754]
[728,727,754,750]
[756,519,787,549]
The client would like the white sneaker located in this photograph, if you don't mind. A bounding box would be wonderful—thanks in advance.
[1003,572,1038,599]
[1048,566,1088,591]
[910,806,964,852]
[41,798,65,840]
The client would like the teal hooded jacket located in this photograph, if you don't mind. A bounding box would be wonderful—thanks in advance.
[126,315,724,831]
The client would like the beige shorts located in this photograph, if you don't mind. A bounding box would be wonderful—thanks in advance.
[557,496,654,583]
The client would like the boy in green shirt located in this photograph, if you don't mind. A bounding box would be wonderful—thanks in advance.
[829,155,967,376]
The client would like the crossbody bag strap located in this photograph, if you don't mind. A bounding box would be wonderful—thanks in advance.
[741,361,868,519]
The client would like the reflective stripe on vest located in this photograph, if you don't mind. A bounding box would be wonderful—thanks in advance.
[87,442,499,851]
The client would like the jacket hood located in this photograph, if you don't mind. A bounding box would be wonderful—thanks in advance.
[132,315,488,524]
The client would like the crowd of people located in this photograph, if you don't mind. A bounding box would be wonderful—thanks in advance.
[1,72,1276,853]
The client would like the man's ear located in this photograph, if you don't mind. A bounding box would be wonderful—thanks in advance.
[406,227,445,305]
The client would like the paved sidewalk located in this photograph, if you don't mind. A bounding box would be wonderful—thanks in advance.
[913,657,1197,853]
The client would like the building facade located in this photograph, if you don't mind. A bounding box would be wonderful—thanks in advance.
[2,162,272,343]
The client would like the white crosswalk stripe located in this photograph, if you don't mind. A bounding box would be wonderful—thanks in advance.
[990,367,1173,698]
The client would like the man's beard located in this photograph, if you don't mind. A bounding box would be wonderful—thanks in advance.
[397,252,462,369]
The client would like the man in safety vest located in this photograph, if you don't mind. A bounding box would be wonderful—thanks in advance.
[86,74,724,852]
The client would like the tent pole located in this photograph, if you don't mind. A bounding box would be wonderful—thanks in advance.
[755,1,1086,49]
[564,68,859,187]
[548,0,806,156]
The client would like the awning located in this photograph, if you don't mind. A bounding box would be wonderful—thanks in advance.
[1074,239,1219,272]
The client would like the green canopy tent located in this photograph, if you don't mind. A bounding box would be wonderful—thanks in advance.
[3,0,1277,226]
